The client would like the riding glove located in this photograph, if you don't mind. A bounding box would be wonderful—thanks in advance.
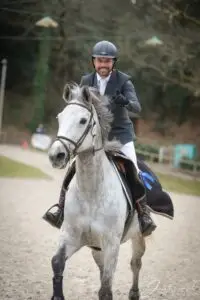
[113,91,129,106]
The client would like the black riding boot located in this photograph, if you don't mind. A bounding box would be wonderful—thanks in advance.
[123,159,157,237]
[43,161,76,229]
[136,195,157,237]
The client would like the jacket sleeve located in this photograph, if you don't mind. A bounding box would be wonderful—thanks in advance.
[122,80,141,114]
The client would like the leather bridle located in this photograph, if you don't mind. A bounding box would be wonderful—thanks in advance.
[55,102,103,157]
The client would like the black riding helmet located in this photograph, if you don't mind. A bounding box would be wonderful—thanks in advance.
[92,40,118,60]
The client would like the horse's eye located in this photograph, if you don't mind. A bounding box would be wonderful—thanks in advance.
[80,118,87,125]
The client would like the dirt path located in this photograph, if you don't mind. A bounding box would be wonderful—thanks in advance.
[0,145,200,300]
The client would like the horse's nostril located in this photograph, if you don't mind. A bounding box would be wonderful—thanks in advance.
[56,152,66,161]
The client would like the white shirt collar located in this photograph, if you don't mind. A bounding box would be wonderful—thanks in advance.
[96,72,111,83]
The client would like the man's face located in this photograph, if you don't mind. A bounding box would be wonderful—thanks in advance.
[93,57,114,77]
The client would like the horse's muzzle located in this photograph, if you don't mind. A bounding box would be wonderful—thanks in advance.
[48,141,69,169]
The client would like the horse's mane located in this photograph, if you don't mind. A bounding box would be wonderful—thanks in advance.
[64,83,122,152]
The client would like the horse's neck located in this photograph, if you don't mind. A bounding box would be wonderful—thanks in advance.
[76,150,108,194]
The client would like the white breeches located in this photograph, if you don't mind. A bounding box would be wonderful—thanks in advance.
[120,141,140,173]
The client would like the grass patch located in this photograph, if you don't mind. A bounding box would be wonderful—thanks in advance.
[1,155,198,195]
[157,172,200,196]
[0,155,50,179]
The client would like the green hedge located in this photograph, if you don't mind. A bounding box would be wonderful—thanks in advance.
[180,157,200,172]
[135,142,159,162]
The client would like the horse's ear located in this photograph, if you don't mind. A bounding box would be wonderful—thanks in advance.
[63,83,71,102]
[82,85,91,103]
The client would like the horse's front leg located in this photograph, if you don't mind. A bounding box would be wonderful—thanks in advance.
[98,238,120,300]
[51,236,82,300]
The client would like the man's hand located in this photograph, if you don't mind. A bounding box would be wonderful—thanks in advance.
[113,91,129,106]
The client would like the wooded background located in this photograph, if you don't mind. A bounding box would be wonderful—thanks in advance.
[0,0,199,143]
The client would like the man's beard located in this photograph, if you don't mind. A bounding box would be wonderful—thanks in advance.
[97,67,112,77]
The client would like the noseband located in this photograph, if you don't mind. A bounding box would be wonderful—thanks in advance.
[55,102,103,156]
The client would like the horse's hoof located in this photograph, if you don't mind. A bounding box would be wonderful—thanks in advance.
[98,287,113,300]
[129,288,140,300]
[51,296,65,300]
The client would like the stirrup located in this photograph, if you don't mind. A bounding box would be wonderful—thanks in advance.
[138,214,157,237]
[42,204,63,229]
[44,203,60,214]
[142,222,157,237]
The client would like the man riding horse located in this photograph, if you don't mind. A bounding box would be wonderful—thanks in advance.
[43,40,156,237]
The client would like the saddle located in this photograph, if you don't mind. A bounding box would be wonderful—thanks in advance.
[107,151,174,221]
[107,151,146,240]
[107,150,146,205]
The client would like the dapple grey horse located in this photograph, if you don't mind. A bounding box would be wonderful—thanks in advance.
[48,84,146,300]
